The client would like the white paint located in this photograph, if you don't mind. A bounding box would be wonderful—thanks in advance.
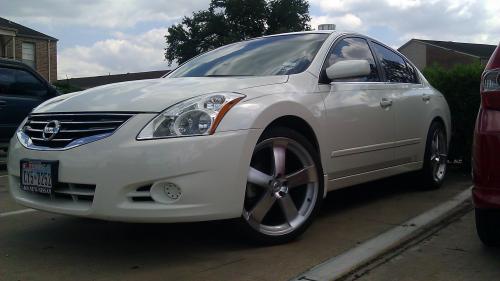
[291,187,472,281]
[0,175,8,178]
[0,209,37,218]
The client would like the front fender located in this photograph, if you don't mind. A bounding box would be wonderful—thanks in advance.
[217,90,328,175]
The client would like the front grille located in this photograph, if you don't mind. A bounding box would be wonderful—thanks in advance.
[22,113,134,149]
[19,182,96,205]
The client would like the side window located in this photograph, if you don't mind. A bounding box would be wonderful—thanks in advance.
[372,43,414,83]
[0,67,46,97]
[324,37,380,82]
[404,60,419,84]
[0,68,16,96]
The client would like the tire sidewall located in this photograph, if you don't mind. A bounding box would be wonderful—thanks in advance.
[240,127,324,245]
[421,121,447,189]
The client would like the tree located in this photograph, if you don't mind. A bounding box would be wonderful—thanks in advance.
[165,0,311,65]
[266,0,311,34]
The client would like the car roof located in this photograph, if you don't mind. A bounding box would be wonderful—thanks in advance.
[0,58,50,84]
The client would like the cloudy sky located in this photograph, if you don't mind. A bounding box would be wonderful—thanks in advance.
[1,0,499,79]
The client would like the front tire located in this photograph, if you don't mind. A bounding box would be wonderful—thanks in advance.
[475,208,500,247]
[240,127,324,245]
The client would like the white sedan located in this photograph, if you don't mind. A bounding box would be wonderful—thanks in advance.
[7,31,450,244]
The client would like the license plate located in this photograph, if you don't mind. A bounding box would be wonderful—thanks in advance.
[20,160,58,194]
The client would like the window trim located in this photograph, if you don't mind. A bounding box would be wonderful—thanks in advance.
[21,41,36,69]
[318,35,384,84]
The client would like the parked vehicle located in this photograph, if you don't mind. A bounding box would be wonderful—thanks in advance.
[7,31,451,244]
[473,42,500,246]
[0,58,59,149]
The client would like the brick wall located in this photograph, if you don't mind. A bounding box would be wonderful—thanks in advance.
[4,36,57,82]
[426,45,478,69]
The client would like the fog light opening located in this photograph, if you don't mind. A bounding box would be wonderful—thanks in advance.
[150,182,182,203]
[164,183,181,201]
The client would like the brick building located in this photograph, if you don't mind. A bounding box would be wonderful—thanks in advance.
[398,39,497,71]
[0,17,57,82]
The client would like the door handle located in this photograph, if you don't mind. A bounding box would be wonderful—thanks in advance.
[380,98,393,108]
[0,100,6,108]
[422,94,431,102]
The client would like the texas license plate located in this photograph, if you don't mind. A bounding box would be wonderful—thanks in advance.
[20,160,58,194]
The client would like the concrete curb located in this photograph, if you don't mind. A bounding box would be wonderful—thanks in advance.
[291,187,472,281]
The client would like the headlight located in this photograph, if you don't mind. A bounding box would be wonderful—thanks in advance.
[137,92,245,139]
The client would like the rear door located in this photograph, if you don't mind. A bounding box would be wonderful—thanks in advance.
[0,66,49,142]
[370,42,427,164]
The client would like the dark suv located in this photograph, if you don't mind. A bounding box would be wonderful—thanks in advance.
[0,58,59,148]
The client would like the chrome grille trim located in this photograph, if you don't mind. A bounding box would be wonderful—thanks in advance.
[17,113,135,150]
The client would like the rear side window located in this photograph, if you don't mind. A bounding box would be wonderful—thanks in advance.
[0,67,46,97]
[372,43,414,83]
[404,60,419,84]
[324,37,380,82]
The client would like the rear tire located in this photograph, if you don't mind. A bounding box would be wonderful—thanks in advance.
[239,127,324,245]
[417,121,448,190]
[475,208,500,247]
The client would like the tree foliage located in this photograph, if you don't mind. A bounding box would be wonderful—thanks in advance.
[165,0,311,65]
[423,63,484,169]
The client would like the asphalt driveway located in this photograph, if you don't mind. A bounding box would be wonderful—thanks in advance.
[0,168,472,281]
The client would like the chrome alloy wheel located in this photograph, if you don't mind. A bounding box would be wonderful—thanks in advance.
[243,137,319,236]
[430,128,447,182]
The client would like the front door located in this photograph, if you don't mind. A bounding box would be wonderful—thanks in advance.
[318,37,396,181]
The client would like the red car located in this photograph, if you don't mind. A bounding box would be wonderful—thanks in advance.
[473,42,500,246]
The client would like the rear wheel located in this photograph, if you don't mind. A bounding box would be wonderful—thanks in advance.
[418,121,448,189]
[475,208,500,247]
[240,127,323,244]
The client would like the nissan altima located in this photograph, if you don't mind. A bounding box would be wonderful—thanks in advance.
[7,31,450,244]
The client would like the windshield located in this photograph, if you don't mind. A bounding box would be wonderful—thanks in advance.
[169,33,329,77]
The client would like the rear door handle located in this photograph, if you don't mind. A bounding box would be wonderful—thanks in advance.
[0,100,6,108]
[422,94,431,102]
[380,98,393,108]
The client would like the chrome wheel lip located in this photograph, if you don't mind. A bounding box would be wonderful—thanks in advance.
[430,128,447,182]
[243,137,319,236]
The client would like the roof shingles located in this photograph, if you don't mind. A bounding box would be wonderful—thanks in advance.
[416,39,496,59]
[0,17,57,41]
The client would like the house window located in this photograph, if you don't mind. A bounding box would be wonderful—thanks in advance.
[22,42,36,69]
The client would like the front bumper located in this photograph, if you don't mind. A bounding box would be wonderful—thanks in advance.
[7,114,262,222]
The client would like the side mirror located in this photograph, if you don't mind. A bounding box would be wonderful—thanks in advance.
[325,59,371,81]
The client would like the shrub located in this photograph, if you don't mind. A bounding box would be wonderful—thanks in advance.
[52,81,83,94]
[423,63,484,169]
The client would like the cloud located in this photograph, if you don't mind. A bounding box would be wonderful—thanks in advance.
[309,0,500,46]
[58,28,171,78]
[311,13,363,32]
[0,0,209,28]
[3,0,500,79]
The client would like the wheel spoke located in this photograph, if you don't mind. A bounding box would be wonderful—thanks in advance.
[248,192,276,224]
[286,165,317,189]
[248,167,272,188]
[278,194,298,224]
[273,140,287,177]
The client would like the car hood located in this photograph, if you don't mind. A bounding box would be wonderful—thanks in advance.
[34,76,288,113]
